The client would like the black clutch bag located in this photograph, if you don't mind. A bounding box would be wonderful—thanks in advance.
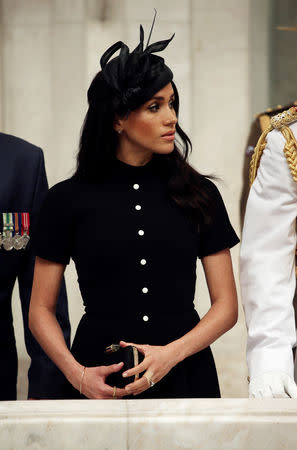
[104,344,144,388]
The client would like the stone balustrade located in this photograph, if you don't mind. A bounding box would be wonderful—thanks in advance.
[1,399,297,449]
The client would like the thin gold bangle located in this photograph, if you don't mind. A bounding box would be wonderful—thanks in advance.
[112,386,117,399]
[79,366,86,395]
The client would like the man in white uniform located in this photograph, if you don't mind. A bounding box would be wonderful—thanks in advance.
[240,107,297,398]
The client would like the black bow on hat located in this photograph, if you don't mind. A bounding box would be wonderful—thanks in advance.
[99,12,174,111]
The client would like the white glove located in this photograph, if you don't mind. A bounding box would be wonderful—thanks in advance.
[249,371,297,398]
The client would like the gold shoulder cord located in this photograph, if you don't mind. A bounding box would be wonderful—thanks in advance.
[249,125,273,187]
[249,106,297,275]
[281,126,297,183]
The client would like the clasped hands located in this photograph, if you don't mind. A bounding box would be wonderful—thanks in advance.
[120,340,176,396]
[79,341,177,399]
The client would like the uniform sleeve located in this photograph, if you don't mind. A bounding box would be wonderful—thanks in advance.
[240,128,297,379]
[197,182,239,258]
[33,181,73,265]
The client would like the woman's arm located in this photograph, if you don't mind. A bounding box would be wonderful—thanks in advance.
[29,257,127,399]
[176,247,238,357]
[121,248,238,395]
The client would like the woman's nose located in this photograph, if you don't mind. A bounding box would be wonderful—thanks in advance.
[164,109,177,125]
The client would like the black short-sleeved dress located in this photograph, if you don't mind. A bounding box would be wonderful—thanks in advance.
[34,156,239,399]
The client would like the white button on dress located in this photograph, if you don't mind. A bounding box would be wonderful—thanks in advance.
[140,259,146,265]
[138,230,144,236]
[133,184,139,190]
[142,287,148,294]
[143,315,149,322]
[135,205,141,211]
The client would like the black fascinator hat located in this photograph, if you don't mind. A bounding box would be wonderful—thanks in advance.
[97,11,174,112]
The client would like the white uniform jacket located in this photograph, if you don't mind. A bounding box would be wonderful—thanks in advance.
[240,122,297,381]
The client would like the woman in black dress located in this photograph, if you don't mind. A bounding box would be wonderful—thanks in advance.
[29,23,239,399]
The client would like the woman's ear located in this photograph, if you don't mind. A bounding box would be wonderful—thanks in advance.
[113,115,124,134]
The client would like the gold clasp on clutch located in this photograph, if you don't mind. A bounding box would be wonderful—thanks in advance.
[105,344,120,354]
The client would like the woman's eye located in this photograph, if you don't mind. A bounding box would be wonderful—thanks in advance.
[169,101,174,109]
[148,104,159,112]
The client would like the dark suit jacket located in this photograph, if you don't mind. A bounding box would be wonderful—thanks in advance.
[0,132,70,399]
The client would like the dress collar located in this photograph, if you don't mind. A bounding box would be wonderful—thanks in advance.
[113,155,156,176]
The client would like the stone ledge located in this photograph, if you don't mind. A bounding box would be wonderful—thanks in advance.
[1,399,297,449]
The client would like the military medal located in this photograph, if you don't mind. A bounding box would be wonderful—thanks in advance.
[21,212,30,249]
[13,213,23,250]
[3,235,14,251]
[2,213,14,251]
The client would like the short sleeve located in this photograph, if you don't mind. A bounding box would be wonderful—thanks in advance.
[33,181,73,265]
[197,181,239,258]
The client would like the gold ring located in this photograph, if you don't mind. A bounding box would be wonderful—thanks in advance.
[144,374,155,388]
[112,386,117,399]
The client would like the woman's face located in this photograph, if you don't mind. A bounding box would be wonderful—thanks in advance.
[115,83,177,159]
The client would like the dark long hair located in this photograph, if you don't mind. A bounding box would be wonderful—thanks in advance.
[73,71,215,229]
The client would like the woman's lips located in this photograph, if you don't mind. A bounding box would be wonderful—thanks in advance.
[161,132,175,141]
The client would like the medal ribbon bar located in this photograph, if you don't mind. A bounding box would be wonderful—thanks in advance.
[13,212,24,250]
[21,212,30,249]
[2,212,14,251]
[0,212,30,250]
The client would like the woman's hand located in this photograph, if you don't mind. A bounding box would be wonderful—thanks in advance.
[120,340,178,396]
[79,363,128,399]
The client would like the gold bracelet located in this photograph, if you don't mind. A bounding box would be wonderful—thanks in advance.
[112,386,117,399]
[79,366,86,395]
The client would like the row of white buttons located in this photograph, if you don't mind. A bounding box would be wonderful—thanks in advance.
[133,183,149,322]
[134,184,142,214]
[139,257,146,314]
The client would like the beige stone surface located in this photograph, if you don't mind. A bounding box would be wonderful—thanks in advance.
[249,0,270,114]
[49,22,86,186]
[191,0,250,397]
[125,0,190,22]
[1,399,297,450]
[86,0,125,22]
[2,24,52,145]
[1,0,50,25]
[53,0,85,23]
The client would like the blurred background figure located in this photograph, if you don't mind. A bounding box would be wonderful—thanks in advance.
[0,132,71,400]
[241,107,297,398]
[241,1,297,397]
